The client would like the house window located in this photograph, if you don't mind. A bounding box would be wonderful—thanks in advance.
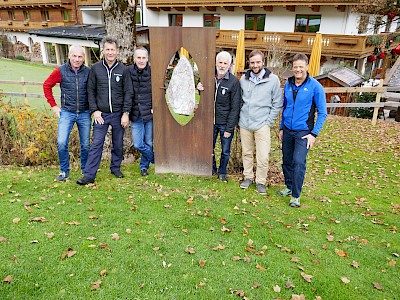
[245,14,265,31]
[373,16,382,34]
[62,10,71,22]
[8,10,16,21]
[169,14,182,26]
[295,15,321,33]
[204,14,220,29]
[41,10,50,22]
[24,11,30,21]
[136,9,141,25]
[358,15,369,34]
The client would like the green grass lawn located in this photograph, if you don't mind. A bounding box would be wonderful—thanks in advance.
[0,58,57,110]
[0,116,399,299]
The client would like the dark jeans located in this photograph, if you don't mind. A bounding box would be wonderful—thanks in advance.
[213,124,234,175]
[84,112,124,179]
[282,127,310,198]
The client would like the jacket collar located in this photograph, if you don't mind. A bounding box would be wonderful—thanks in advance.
[244,67,271,80]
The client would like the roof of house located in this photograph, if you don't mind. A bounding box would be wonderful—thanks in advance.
[28,24,148,42]
[314,67,364,87]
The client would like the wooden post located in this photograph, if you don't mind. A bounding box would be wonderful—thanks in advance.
[54,43,62,65]
[371,79,383,125]
[21,77,28,105]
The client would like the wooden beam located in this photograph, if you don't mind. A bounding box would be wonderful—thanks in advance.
[160,7,170,11]
[311,5,320,12]
[224,6,235,12]
[174,7,185,12]
[149,7,160,12]
[205,6,216,12]
[285,6,295,12]
[189,7,199,12]
[336,5,345,12]
[263,6,273,12]
[242,6,252,12]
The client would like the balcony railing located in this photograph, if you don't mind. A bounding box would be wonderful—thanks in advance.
[0,20,74,31]
[0,0,72,7]
[216,30,398,59]
[146,0,364,9]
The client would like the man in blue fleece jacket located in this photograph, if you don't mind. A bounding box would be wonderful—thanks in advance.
[278,53,327,207]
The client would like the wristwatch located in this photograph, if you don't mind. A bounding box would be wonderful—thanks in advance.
[123,112,130,115]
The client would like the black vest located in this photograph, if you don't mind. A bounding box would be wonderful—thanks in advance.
[128,64,152,122]
[59,61,90,113]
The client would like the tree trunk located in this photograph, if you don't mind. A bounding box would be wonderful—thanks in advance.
[395,107,400,122]
[102,0,137,65]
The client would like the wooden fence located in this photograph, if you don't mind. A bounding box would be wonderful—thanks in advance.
[1,78,399,125]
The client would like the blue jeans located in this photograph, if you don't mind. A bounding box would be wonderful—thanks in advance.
[131,115,154,170]
[84,112,124,179]
[281,127,310,198]
[58,109,91,173]
[213,124,234,175]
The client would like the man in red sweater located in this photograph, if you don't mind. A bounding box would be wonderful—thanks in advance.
[43,45,91,181]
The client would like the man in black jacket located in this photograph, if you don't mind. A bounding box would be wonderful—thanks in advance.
[199,51,241,182]
[127,47,154,176]
[77,37,132,185]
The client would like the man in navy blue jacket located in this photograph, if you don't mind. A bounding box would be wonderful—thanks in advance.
[278,53,327,207]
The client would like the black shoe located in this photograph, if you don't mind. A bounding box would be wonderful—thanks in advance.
[77,176,95,185]
[111,170,124,178]
[140,169,148,176]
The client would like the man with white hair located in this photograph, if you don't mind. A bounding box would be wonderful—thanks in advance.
[200,51,241,182]
[43,45,91,181]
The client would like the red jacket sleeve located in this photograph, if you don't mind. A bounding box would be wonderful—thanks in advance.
[43,68,62,107]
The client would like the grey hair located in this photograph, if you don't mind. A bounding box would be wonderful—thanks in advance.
[292,53,309,65]
[68,45,84,57]
[102,36,118,48]
[134,46,149,57]
[216,51,232,65]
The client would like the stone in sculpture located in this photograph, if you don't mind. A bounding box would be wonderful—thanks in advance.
[167,55,196,116]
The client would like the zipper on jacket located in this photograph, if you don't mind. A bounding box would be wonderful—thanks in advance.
[103,60,118,113]
[76,74,79,113]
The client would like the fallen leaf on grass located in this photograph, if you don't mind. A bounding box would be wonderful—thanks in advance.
[100,270,107,276]
[87,236,96,241]
[335,249,349,258]
[162,261,171,269]
[46,232,54,239]
[12,218,20,224]
[111,233,120,240]
[256,264,265,271]
[327,235,334,242]
[29,217,47,222]
[196,281,206,288]
[351,261,359,268]
[301,272,313,283]
[0,237,8,243]
[185,248,195,254]
[152,247,160,251]
[373,282,383,290]
[61,248,77,260]
[273,285,281,292]
[126,228,132,234]
[88,215,98,219]
[91,279,102,290]
[212,244,225,251]
[221,226,231,233]
[285,282,295,288]
[388,260,396,267]
[232,256,241,261]
[199,260,206,267]
[66,221,80,225]
[2,275,13,283]
[341,277,350,284]
[243,256,251,263]
[290,294,306,300]
[252,282,260,288]
[291,257,299,263]
[310,249,318,255]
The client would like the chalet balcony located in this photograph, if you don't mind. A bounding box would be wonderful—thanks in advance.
[0,0,72,8]
[146,0,364,11]
[216,30,399,59]
[0,20,74,31]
